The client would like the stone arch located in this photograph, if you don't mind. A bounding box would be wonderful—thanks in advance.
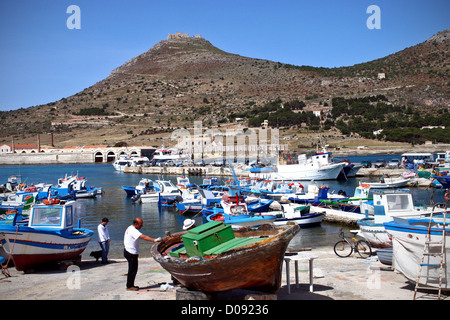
[106,151,116,163]
[94,151,104,163]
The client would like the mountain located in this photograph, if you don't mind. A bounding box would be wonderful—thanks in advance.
[0,30,448,148]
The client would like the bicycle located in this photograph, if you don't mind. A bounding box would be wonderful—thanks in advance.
[333,229,372,258]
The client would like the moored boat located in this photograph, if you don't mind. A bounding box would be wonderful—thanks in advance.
[361,175,411,189]
[357,189,446,248]
[151,221,300,293]
[384,214,450,290]
[275,203,325,227]
[0,200,93,271]
[113,155,150,171]
[271,148,345,181]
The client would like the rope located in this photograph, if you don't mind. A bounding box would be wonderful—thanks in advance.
[1,224,19,278]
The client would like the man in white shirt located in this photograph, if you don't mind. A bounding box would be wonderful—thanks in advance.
[97,218,110,264]
[123,217,160,291]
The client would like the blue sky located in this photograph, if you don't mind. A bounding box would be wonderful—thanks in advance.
[0,0,448,111]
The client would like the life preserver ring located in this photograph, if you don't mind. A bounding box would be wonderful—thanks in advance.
[43,198,60,205]
[445,190,450,202]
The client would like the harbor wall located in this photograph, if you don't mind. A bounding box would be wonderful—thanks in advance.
[0,152,95,165]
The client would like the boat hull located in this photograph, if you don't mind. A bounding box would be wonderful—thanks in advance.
[361,179,409,189]
[122,186,136,196]
[385,217,450,290]
[274,212,325,227]
[272,163,345,181]
[0,228,92,271]
[357,218,392,248]
[176,202,203,215]
[151,224,300,293]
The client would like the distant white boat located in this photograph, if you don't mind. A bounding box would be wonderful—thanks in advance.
[152,146,190,161]
[271,148,345,181]
[361,176,411,189]
[113,155,150,171]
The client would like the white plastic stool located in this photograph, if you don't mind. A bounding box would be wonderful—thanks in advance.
[284,253,318,294]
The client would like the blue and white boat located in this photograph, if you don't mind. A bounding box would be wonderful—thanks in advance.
[357,189,446,248]
[433,173,450,188]
[139,180,181,205]
[275,203,325,227]
[0,193,35,215]
[72,176,102,198]
[384,214,450,290]
[122,185,137,196]
[206,187,281,229]
[123,178,157,197]
[248,180,305,201]
[289,185,346,205]
[206,207,281,229]
[0,200,93,271]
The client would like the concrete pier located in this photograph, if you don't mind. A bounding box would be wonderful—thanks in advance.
[0,248,436,300]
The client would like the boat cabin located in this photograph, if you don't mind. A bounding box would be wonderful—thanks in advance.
[28,201,76,231]
[370,189,415,223]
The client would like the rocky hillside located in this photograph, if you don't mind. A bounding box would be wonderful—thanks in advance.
[0,30,448,148]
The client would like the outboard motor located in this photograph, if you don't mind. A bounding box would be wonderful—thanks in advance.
[131,194,141,202]
[337,190,347,197]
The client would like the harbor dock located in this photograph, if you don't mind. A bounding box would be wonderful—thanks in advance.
[0,245,439,300]
[124,166,434,187]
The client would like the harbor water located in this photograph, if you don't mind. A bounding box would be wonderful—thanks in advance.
[0,158,447,260]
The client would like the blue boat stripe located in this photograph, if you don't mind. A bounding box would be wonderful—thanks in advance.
[6,239,90,250]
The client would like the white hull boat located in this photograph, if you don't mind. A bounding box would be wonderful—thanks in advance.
[357,189,446,248]
[385,215,450,290]
[0,200,93,271]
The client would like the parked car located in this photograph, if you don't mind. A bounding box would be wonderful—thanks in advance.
[193,159,205,167]
[179,160,193,167]
[361,160,372,168]
[388,159,401,168]
[155,159,168,166]
[164,160,177,166]
[211,159,225,167]
[374,159,387,168]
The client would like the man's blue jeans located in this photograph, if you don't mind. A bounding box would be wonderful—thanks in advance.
[99,241,109,263]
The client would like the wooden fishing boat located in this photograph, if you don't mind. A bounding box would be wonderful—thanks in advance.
[151,221,300,293]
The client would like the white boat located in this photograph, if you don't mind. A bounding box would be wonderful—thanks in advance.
[361,175,411,189]
[384,214,450,290]
[288,184,347,205]
[253,181,305,201]
[275,203,325,227]
[139,180,182,204]
[357,189,446,248]
[113,155,150,171]
[72,176,102,198]
[271,148,346,181]
[0,200,93,271]
[152,146,190,161]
